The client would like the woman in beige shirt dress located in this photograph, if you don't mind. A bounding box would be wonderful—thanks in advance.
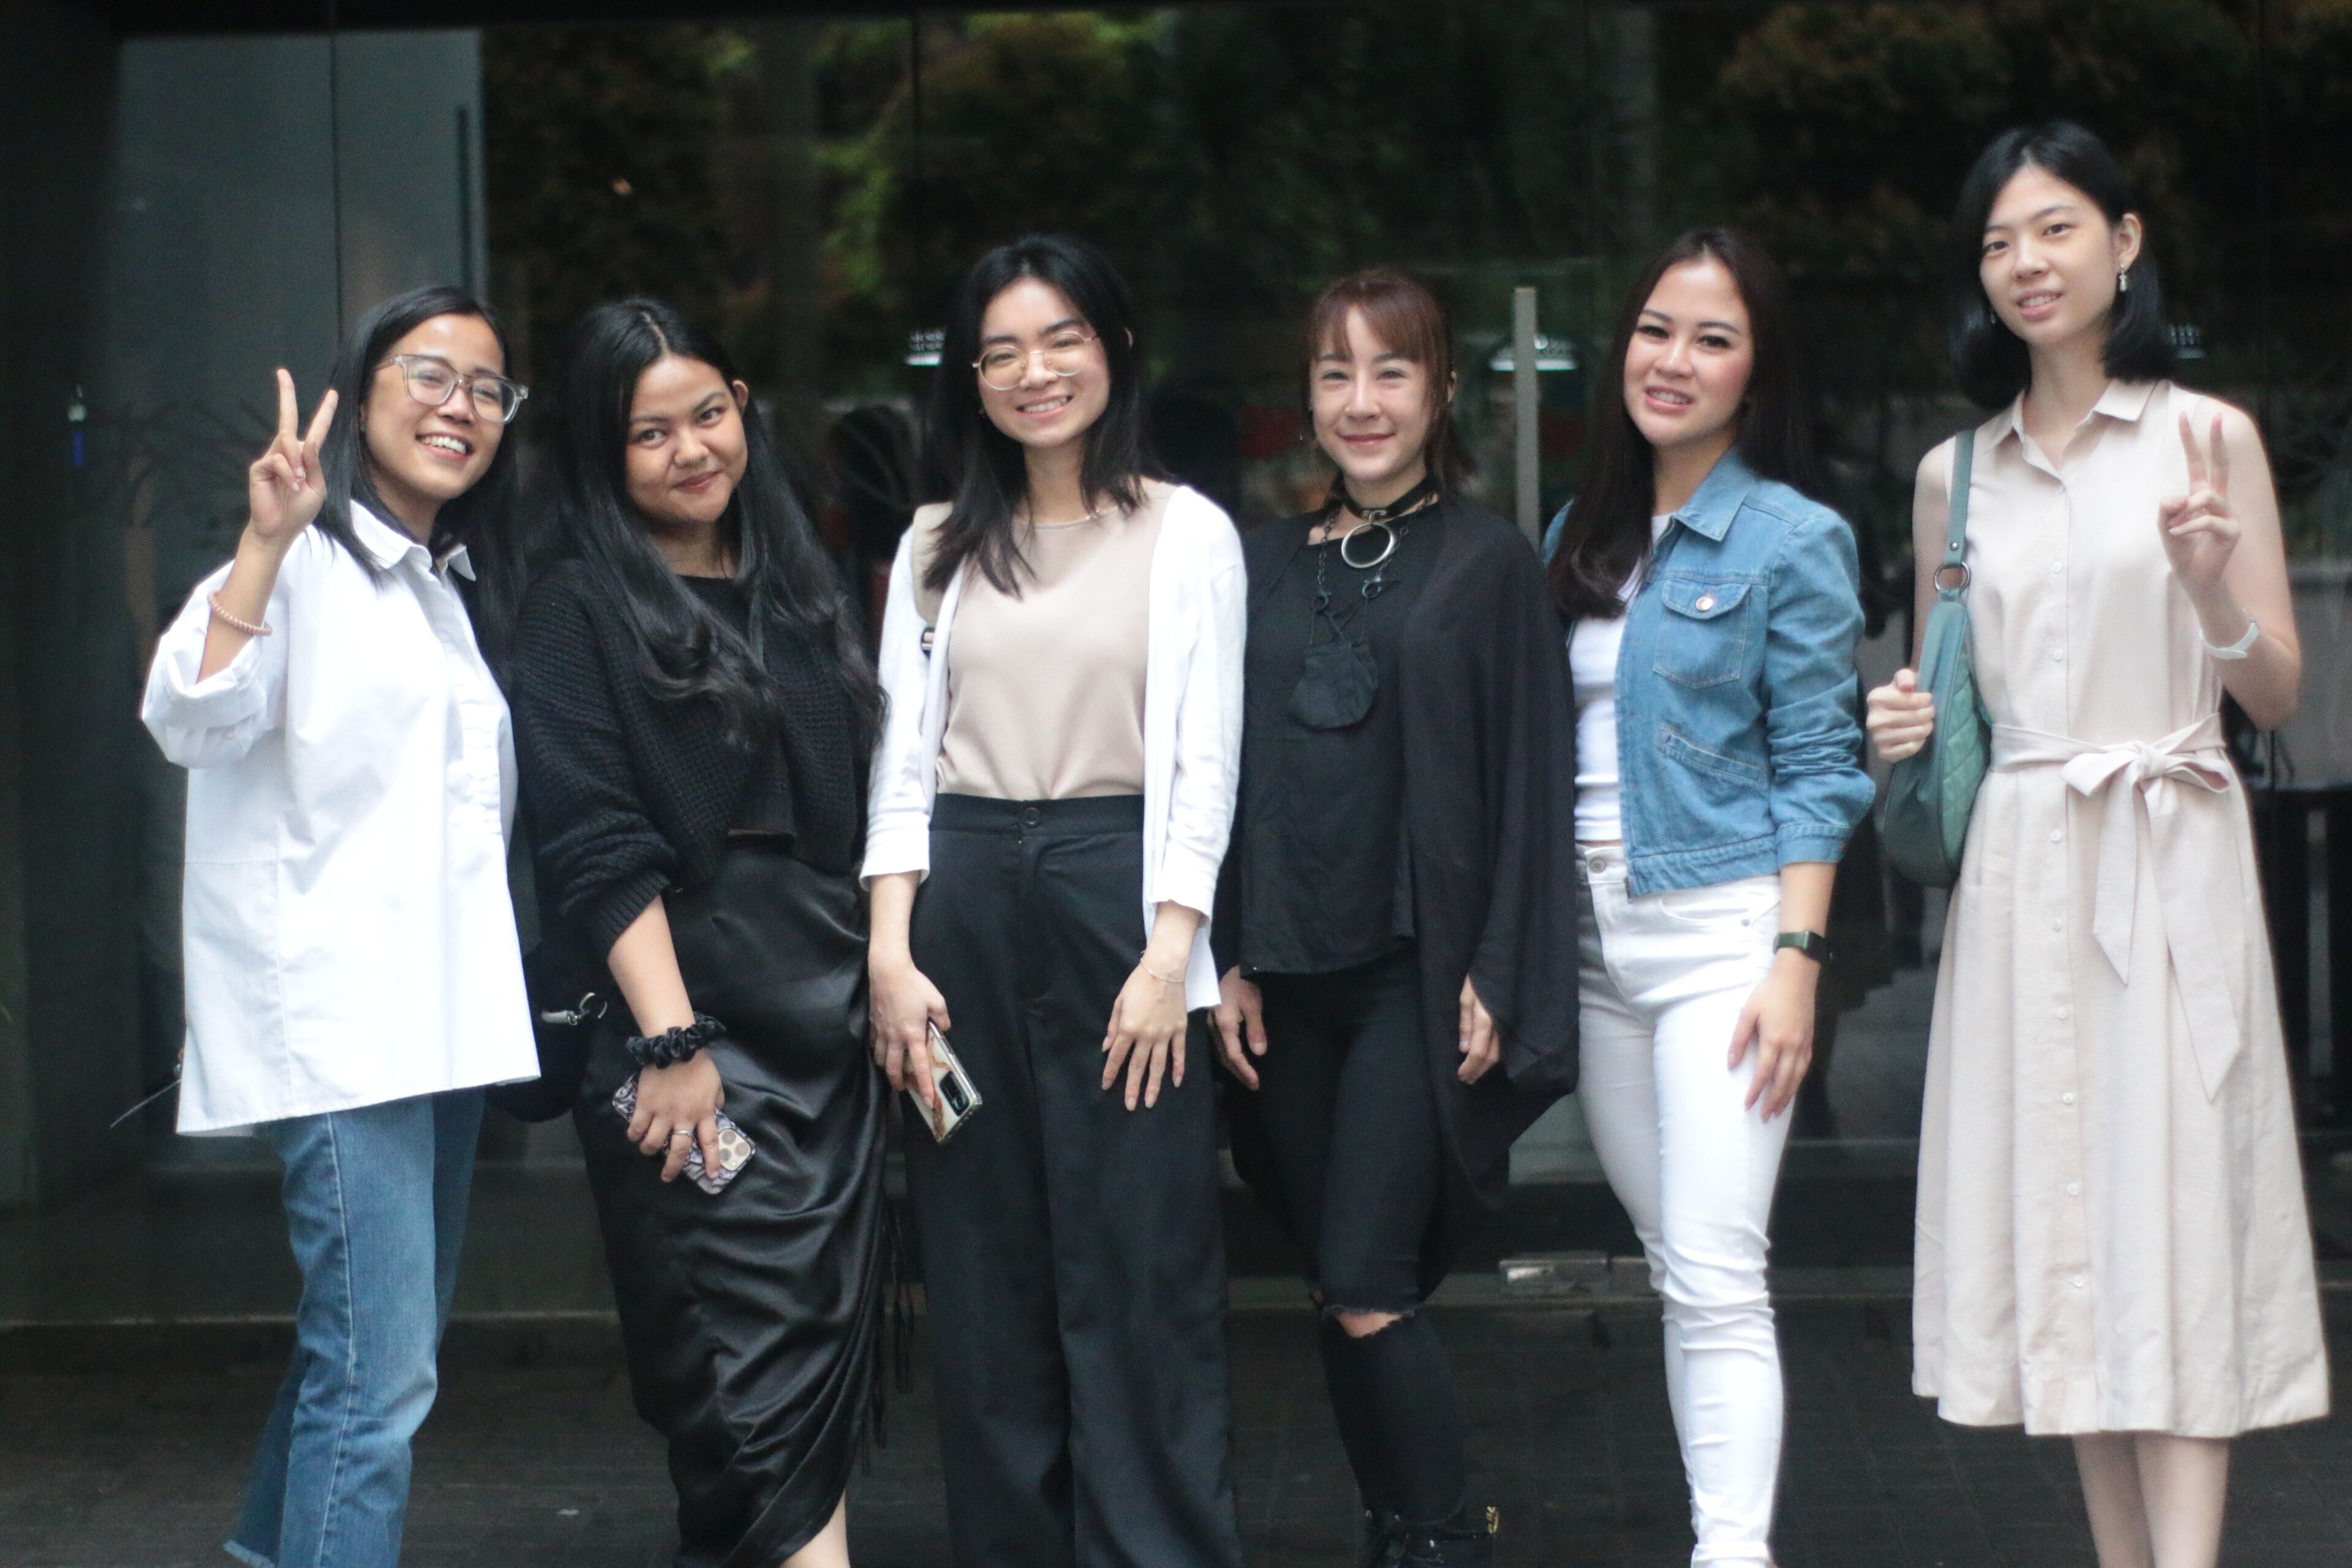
[1869,121,2326,1567]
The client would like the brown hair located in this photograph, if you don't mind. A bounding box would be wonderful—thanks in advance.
[1303,269,1474,489]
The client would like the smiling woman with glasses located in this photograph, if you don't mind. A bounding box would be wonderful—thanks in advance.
[864,232,1247,1568]
[139,284,536,1568]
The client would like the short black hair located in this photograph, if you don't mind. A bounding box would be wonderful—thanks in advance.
[1947,120,2176,410]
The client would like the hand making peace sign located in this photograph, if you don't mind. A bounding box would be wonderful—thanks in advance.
[247,368,339,548]
[2158,410,2239,596]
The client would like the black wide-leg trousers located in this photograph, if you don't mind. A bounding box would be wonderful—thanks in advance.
[907,793,1242,1568]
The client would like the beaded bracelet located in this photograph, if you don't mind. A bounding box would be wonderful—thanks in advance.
[207,592,273,638]
[626,1012,725,1069]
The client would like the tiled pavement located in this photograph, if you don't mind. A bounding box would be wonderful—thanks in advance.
[7,1297,2351,1568]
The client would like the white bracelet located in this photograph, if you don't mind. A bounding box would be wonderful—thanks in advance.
[2203,615,2259,662]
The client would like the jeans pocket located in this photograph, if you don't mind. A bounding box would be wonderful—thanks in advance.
[1647,875,1779,932]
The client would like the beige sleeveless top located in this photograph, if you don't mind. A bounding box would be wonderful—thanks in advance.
[934,482,1166,800]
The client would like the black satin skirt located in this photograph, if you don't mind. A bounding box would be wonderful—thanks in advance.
[573,841,888,1568]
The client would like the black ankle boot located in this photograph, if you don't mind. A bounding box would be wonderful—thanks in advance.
[1393,1501,1498,1566]
[1358,1507,1403,1568]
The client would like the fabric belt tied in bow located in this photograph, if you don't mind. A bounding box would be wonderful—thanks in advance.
[1991,713,2246,1098]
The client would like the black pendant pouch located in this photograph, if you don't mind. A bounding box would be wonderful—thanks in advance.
[1289,635,1380,729]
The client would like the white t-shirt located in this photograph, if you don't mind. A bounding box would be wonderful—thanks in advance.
[1568,514,1670,843]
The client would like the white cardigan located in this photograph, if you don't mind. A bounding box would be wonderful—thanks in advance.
[864,483,1245,1009]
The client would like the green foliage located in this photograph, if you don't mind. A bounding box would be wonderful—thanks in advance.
[478,4,2352,541]
[483,28,739,385]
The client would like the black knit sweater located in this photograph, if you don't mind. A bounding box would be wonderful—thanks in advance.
[510,560,868,959]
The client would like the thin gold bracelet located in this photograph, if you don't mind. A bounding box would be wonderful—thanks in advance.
[1140,954,1185,986]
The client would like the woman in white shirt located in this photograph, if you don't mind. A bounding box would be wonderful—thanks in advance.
[141,284,535,1568]
[864,233,1245,1568]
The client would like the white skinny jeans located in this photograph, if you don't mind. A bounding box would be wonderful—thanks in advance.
[1576,846,1790,1568]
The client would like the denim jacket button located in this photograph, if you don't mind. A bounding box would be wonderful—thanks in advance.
[1695,594,1716,612]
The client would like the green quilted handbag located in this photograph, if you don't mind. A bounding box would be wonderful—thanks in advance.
[1879,431,1989,888]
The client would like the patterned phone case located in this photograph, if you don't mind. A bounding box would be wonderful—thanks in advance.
[611,1074,755,1195]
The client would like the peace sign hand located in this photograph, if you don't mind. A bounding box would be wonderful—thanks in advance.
[2157,411,2239,595]
[247,369,338,549]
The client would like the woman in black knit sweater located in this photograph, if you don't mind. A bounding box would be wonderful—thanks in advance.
[508,299,886,1568]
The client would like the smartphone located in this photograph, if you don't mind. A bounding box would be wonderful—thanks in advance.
[913,1021,983,1144]
[610,1074,755,1196]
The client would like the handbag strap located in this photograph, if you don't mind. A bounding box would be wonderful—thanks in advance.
[1938,430,1975,597]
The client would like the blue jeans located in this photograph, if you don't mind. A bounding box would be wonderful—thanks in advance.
[226,1089,483,1568]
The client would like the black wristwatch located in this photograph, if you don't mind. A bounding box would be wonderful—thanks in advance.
[1773,930,1830,963]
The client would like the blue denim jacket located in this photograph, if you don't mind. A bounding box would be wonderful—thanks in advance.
[1550,450,1873,895]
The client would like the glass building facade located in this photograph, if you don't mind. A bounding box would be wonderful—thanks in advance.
[3,0,2348,1313]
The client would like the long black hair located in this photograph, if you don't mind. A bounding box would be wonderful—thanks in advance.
[1948,120,2176,410]
[1548,227,1825,620]
[924,233,1163,597]
[542,297,879,747]
[313,285,529,655]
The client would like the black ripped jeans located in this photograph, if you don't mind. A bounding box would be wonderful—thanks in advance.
[1250,946,1468,1528]
[1250,948,1442,1314]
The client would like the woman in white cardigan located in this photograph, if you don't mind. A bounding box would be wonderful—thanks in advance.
[864,233,1245,1568]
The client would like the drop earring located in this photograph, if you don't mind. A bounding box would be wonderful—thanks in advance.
[2117,266,2130,295]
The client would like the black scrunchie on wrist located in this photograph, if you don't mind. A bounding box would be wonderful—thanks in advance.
[626,1012,725,1069]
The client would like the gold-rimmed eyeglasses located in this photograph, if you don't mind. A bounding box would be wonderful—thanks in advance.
[974,328,1098,393]
[382,354,530,425]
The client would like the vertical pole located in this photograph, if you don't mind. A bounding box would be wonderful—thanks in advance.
[1513,285,1540,547]
[454,105,476,300]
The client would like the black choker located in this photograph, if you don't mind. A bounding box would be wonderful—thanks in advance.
[1324,473,1439,526]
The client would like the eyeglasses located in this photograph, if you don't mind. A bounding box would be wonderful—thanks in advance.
[973,328,1098,393]
[382,355,530,425]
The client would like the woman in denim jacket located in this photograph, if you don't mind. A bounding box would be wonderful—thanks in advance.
[1548,228,1872,1568]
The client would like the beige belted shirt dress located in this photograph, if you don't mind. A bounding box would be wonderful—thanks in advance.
[1913,379,2329,1437]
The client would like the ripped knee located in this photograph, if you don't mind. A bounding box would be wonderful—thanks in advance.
[1330,1306,1409,1338]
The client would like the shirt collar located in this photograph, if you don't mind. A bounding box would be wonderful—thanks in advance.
[1667,446,1759,543]
[1989,378,2160,450]
[2093,378,2159,423]
[350,502,430,571]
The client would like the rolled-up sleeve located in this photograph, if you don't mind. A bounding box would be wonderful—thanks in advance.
[862,530,937,884]
[142,560,293,769]
[1762,510,1874,865]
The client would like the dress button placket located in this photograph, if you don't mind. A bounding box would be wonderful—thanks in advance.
[2054,973,2094,1420]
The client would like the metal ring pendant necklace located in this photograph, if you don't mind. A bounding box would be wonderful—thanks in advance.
[1319,472,1438,568]
[1288,474,1441,729]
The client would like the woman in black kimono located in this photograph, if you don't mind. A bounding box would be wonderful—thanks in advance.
[1213,269,1582,1567]
[508,298,887,1568]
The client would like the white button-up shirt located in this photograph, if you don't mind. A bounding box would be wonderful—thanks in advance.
[142,505,536,1133]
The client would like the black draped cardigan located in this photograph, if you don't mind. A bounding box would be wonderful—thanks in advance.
[1219,497,1583,1280]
